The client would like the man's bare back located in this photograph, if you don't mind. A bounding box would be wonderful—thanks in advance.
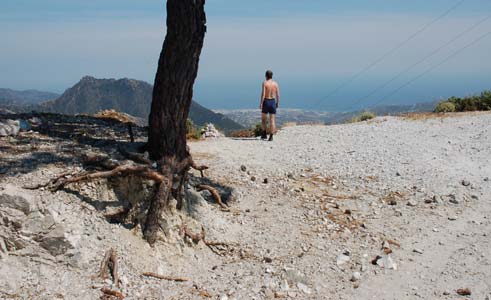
[263,80,279,100]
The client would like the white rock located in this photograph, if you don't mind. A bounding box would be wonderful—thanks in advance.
[297,283,312,294]
[350,272,361,282]
[336,251,350,266]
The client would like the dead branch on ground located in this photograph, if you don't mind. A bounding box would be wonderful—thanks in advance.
[142,272,189,282]
[99,248,119,287]
[101,287,124,300]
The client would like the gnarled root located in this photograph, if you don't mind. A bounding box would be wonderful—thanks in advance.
[189,157,208,177]
[180,223,235,256]
[52,164,165,191]
[196,184,228,210]
[32,151,220,245]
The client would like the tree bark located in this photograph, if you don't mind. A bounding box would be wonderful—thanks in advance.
[147,0,207,162]
[144,0,207,244]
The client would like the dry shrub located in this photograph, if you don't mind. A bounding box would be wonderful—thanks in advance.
[282,122,297,128]
[94,109,137,124]
[228,129,255,138]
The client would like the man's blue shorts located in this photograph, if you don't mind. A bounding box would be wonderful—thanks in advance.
[262,98,277,114]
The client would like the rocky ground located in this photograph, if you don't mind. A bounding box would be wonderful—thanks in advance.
[0,112,490,299]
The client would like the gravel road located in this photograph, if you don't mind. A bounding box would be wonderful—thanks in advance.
[188,112,491,299]
[0,112,489,299]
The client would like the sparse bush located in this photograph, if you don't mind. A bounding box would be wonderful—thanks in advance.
[186,119,194,134]
[350,111,376,123]
[229,123,264,138]
[435,90,491,113]
[253,123,264,137]
[229,129,254,138]
[186,119,202,140]
[434,101,456,113]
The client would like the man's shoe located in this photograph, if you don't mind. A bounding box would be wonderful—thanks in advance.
[268,133,273,141]
[260,130,267,140]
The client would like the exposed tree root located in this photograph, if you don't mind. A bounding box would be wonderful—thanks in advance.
[99,248,119,287]
[142,272,189,282]
[101,287,124,300]
[23,171,77,190]
[180,223,206,244]
[189,158,208,177]
[117,146,152,165]
[196,184,228,210]
[179,223,236,256]
[51,164,165,191]
[34,151,225,245]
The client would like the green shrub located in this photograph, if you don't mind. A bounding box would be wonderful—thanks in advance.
[186,119,202,140]
[186,119,194,134]
[436,90,491,112]
[434,101,456,113]
[350,111,376,123]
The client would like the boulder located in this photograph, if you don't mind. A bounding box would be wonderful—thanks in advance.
[36,225,75,256]
[201,123,223,138]
[0,185,36,215]
[0,120,20,137]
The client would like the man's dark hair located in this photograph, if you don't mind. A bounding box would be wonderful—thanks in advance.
[265,70,273,80]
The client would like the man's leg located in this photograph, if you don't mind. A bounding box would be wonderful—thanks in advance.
[261,113,268,139]
[270,114,276,134]
[268,114,276,141]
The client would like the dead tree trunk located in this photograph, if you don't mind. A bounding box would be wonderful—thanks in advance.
[145,0,207,244]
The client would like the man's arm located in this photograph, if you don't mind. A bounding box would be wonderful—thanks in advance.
[260,81,265,109]
[275,83,280,108]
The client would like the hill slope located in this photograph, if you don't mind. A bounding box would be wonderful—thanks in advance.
[39,76,243,131]
[0,88,59,106]
[0,112,489,299]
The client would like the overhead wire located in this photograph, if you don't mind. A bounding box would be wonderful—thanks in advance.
[344,14,491,110]
[371,30,491,108]
[312,0,467,109]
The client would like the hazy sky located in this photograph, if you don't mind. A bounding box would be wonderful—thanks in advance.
[1,0,490,111]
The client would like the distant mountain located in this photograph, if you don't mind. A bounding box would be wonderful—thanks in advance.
[0,88,59,106]
[38,76,243,132]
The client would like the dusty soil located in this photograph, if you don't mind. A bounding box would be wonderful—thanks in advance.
[0,112,490,299]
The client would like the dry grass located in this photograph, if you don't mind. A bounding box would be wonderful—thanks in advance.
[228,129,255,138]
[281,122,297,128]
[382,191,406,205]
[400,111,491,121]
[94,109,137,124]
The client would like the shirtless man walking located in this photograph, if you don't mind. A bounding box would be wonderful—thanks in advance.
[259,70,280,141]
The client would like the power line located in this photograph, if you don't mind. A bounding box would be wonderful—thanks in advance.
[346,15,491,110]
[312,0,467,109]
[371,31,491,108]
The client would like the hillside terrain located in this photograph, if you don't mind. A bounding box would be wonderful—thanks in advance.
[1,77,243,132]
[0,111,489,299]
[0,88,59,106]
[39,76,243,132]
